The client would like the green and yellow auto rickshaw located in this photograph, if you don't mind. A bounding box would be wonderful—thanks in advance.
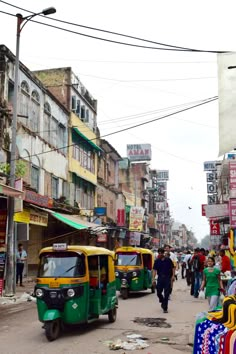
[34,244,118,341]
[115,246,155,299]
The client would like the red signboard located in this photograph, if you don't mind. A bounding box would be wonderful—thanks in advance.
[0,210,7,246]
[229,199,236,227]
[24,190,53,208]
[210,219,221,235]
[201,204,207,216]
[117,209,125,226]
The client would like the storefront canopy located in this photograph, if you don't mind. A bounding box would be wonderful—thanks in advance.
[50,211,99,230]
[0,183,23,199]
[72,127,103,153]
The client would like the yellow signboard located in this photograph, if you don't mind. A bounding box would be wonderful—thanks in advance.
[14,210,30,223]
[30,210,48,226]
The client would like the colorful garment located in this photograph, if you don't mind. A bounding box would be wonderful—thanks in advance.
[204,267,220,297]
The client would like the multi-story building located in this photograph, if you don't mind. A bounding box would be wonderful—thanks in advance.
[119,159,150,245]
[0,45,70,273]
[34,67,100,219]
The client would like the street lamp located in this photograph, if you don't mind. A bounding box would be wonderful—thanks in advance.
[5,7,56,296]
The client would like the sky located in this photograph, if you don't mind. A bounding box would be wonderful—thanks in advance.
[1,0,234,241]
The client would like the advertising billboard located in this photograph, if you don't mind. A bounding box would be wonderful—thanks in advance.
[127,144,151,161]
[129,206,144,231]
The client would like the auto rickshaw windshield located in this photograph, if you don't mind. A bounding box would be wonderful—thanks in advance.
[38,252,85,278]
[115,252,141,266]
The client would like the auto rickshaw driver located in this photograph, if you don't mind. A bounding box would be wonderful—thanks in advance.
[88,256,107,288]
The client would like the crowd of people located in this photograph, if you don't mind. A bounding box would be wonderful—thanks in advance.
[152,245,234,313]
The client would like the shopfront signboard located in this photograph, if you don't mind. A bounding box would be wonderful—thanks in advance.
[229,199,236,227]
[129,206,144,231]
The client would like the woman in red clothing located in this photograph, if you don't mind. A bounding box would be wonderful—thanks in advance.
[219,249,231,273]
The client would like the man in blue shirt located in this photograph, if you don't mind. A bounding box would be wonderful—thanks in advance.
[16,243,27,287]
[152,247,174,313]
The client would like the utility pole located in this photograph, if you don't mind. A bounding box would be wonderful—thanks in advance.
[4,7,56,296]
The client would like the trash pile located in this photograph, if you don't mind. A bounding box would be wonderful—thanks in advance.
[0,292,36,305]
[107,333,149,351]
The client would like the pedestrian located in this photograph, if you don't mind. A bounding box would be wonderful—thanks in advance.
[219,249,231,273]
[16,243,27,287]
[191,248,206,298]
[152,247,175,313]
[183,250,192,286]
[164,244,178,295]
[199,256,224,311]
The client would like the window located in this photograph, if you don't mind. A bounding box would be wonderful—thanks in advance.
[19,81,30,121]
[31,165,40,192]
[76,100,80,115]
[58,123,66,152]
[52,176,58,199]
[81,105,85,120]
[85,109,89,122]
[43,102,51,142]
[71,96,76,111]
[72,144,95,173]
[50,117,58,147]
[30,90,40,132]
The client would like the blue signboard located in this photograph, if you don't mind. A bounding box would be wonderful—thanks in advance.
[94,207,107,216]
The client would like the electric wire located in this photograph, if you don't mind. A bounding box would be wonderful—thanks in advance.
[16,96,218,161]
[0,1,229,53]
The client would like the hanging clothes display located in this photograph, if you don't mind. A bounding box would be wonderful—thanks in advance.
[193,295,236,353]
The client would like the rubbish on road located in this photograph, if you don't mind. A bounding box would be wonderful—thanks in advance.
[161,337,169,341]
[108,334,149,351]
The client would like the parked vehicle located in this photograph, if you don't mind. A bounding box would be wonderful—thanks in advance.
[115,246,155,299]
[35,244,117,341]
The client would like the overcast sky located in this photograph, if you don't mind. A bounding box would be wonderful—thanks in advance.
[1,0,234,241]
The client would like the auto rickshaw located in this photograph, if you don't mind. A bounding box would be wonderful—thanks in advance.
[115,246,155,299]
[34,244,118,341]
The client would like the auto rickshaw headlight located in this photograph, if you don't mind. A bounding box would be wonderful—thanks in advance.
[132,271,137,277]
[115,271,119,277]
[67,288,75,297]
[35,288,44,298]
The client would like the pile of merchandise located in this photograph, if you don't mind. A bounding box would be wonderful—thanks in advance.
[193,295,236,353]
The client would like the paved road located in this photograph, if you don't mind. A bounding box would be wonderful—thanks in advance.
[0,278,208,354]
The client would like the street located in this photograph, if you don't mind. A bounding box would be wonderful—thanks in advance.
[0,278,208,354]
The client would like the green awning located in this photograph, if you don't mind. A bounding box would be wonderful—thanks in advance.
[72,127,102,152]
[51,211,98,230]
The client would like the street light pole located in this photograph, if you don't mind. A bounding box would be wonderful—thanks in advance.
[5,7,56,296]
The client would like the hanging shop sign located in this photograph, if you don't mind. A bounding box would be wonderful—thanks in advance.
[129,232,141,246]
[203,161,217,171]
[30,210,48,226]
[201,204,207,216]
[24,190,53,208]
[97,234,107,242]
[14,209,30,223]
[157,170,169,181]
[210,219,221,236]
[94,207,106,216]
[205,203,229,218]
[229,199,236,227]
[127,144,151,161]
[229,161,236,198]
[129,206,144,231]
[117,209,125,226]
[0,210,7,248]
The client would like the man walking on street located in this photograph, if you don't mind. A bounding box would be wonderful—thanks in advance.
[153,248,175,313]
[16,243,27,287]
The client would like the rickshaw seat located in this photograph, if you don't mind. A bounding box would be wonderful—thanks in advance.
[90,277,98,287]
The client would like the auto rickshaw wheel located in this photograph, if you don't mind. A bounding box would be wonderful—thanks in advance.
[45,319,61,341]
[121,288,128,299]
[108,306,117,323]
